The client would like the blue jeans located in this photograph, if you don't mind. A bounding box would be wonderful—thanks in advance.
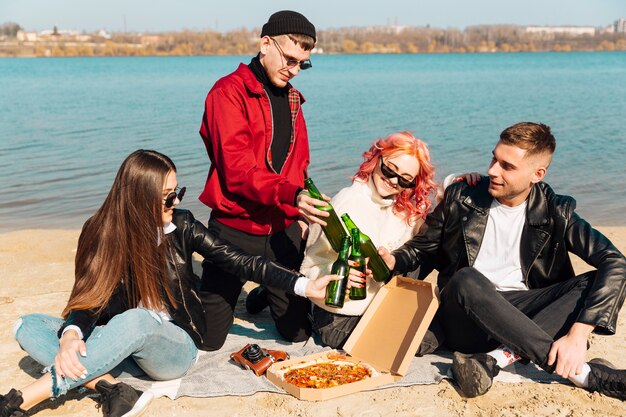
[14,309,198,397]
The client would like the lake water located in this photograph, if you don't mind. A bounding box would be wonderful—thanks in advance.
[0,52,625,232]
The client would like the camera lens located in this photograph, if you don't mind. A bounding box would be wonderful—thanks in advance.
[244,344,265,363]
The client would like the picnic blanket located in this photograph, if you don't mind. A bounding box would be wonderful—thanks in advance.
[116,306,563,399]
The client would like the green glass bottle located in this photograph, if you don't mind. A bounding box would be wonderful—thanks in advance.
[325,235,351,308]
[304,178,348,253]
[341,213,391,283]
[348,228,367,300]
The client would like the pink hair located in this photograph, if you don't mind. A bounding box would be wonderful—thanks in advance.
[353,132,437,223]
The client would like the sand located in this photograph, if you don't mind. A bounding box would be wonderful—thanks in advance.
[1,227,625,416]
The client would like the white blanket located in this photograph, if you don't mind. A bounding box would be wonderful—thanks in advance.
[116,309,563,399]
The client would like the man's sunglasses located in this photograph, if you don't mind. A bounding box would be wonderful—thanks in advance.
[164,186,186,208]
[270,37,312,70]
[379,158,416,189]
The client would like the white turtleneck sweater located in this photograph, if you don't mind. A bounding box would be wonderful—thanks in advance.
[300,177,421,316]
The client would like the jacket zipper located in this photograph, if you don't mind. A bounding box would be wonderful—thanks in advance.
[262,90,300,237]
[546,242,559,278]
[263,89,300,175]
[607,282,626,333]
[167,244,203,344]
[264,90,277,174]
[523,233,550,288]
[282,90,300,170]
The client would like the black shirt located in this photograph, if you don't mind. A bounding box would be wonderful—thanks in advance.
[248,55,292,173]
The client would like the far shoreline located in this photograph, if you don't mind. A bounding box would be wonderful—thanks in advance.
[2,49,626,59]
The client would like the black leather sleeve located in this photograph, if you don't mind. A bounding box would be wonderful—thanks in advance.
[186,212,301,293]
[57,308,99,340]
[392,187,451,275]
[566,211,626,334]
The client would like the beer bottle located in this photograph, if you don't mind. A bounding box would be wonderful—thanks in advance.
[341,213,391,282]
[325,235,351,308]
[304,178,348,253]
[348,227,367,300]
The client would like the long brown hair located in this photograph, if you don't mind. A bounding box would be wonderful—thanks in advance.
[63,150,177,318]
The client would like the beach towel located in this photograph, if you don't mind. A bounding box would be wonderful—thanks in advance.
[116,306,563,399]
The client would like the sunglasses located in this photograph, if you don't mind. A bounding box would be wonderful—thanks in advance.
[379,158,416,189]
[164,186,186,209]
[270,37,313,70]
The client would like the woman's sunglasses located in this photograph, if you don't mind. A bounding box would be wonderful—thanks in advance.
[379,158,416,189]
[164,186,186,208]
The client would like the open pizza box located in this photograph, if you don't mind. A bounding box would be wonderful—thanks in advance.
[266,276,439,401]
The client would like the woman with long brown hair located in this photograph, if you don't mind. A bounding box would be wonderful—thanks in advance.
[1,150,338,417]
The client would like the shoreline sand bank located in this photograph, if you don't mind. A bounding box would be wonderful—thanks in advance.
[1,227,625,416]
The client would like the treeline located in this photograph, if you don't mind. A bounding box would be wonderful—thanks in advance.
[323,25,626,53]
[3,25,626,57]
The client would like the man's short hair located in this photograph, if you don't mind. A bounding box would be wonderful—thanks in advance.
[499,122,556,157]
[285,34,315,51]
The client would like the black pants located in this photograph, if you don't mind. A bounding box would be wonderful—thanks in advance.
[438,267,594,371]
[311,305,362,349]
[199,218,311,350]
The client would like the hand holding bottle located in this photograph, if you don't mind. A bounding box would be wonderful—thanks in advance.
[378,246,396,271]
[347,259,369,290]
[296,189,331,226]
[304,274,343,299]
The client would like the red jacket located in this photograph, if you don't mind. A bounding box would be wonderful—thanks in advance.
[199,63,310,235]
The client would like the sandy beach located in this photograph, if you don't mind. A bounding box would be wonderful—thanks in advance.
[1,227,625,417]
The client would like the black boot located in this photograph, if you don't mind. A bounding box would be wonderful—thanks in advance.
[0,389,27,417]
[451,352,501,398]
[95,380,154,417]
[587,358,626,401]
[246,286,269,314]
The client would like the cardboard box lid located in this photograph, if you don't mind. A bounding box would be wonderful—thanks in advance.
[342,276,438,376]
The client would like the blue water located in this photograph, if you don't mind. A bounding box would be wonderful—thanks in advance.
[1,52,625,232]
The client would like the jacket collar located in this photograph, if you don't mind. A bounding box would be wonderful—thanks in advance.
[462,180,549,226]
[461,179,492,214]
[525,183,550,226]
[235,63,306,104]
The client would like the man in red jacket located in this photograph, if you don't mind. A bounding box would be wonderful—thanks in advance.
[197,11,326,349]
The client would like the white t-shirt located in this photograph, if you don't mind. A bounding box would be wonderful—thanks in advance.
[473,199,528,291]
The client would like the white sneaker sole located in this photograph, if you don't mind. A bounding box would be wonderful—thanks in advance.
[121,391,155,417]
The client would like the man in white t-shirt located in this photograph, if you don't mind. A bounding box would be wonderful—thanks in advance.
[383,122,626,400]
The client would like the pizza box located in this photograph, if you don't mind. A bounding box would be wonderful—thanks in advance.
[266,276,439,401]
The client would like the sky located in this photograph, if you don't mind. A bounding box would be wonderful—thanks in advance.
[1,0,624,33]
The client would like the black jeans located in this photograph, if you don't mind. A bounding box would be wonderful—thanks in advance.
[199,218,311,350]
[311,305,362,349]
[438,267,594,371]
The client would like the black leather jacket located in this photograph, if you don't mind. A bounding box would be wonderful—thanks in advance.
[393,179,626,334]
[60,209,303,349]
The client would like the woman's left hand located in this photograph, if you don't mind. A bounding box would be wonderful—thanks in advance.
[346,260,369,290]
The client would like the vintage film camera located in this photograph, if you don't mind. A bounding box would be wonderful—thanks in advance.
[230,343,289,376]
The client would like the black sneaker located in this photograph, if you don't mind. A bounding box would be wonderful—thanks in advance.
[451,352,500,398]
[246,286,269,314]
[587,358,626,401]
[0,389,27,417]
[95,380,154,417]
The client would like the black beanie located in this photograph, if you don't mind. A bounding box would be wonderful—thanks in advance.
[260,10,316,42]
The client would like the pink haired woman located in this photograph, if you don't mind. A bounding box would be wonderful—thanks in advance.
[300,132,478,349]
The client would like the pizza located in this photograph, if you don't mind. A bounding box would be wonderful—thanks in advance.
[279,353,376,389]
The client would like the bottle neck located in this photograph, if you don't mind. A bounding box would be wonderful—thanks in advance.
[338,237,351,260]
[304,179,323,200]
[341,215,356,231]
[351,231,362,256]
